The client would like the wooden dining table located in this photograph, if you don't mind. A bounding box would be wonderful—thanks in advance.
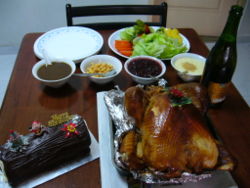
[0,28,250,188]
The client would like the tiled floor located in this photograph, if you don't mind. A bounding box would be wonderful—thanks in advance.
[0,42,249,108]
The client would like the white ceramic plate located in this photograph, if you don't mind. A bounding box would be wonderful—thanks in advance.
[34,26,104,63]
[108,26,190,60]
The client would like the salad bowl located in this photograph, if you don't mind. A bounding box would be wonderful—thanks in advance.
[108,26,190,60]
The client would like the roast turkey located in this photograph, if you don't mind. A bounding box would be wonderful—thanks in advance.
[120,83,233,178]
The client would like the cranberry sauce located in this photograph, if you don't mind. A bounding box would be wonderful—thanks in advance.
[127,57,162,78]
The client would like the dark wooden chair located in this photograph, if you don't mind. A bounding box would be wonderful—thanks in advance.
[66,3,168,29]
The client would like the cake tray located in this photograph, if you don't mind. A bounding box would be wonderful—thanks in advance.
[0,130,99,188]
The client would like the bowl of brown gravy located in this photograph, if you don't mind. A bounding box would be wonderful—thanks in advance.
[32,59,76,88]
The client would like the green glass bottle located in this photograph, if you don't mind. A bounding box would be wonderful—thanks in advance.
[200,5,243,106]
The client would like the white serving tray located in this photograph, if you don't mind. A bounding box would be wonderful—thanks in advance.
[97,91,238,188]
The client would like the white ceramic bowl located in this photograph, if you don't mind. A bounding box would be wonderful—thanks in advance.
[32,59,76,88]
[171,53,206,82]
[80,54,122,84]
[124,56,166,85]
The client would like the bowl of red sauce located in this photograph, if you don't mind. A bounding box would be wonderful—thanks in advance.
[124,56,166,84]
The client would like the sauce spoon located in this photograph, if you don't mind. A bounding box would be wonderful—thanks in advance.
[73,70,116,77]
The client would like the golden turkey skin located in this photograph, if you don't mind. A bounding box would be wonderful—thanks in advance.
[120,83,231,178]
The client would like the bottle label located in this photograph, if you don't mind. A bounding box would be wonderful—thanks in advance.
[208,82,229,104]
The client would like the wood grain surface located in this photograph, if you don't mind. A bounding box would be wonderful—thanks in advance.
[0,29,249,188]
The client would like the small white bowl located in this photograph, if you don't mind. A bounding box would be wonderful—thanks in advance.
[171,53,206,82]
[32,59,76,88]
[124,56,166,85]
[80,54,122,84]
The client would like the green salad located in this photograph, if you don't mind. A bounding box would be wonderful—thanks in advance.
[119,20,187,59]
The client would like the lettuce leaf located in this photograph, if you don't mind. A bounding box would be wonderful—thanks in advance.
[120,20,154,41]
[120,27,136,41]
[132,30,187,59]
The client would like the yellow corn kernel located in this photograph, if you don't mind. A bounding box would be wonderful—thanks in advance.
[86,62,114,77]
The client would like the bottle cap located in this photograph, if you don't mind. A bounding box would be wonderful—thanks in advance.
[231,5,243,16]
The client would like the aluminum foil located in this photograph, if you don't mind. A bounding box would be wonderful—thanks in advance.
[103,85,213,185]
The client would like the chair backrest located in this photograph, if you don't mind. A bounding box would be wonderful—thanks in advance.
[66,3,168,29]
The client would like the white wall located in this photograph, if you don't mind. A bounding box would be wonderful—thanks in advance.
[0,0,65,47]
[0,0,152,48]
[0,0,249,49]
[238,0,250,40]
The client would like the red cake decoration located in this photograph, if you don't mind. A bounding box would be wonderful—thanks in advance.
[29,121,46,135]
[61,123,79,138]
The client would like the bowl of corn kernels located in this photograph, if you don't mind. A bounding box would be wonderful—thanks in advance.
[80,54,122,84]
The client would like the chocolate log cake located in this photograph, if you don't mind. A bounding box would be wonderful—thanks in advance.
[0,114,91,186]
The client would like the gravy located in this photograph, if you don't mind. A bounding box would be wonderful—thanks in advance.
[37,62,71,80]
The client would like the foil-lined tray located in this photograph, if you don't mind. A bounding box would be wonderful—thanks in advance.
[97,87,238,187]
